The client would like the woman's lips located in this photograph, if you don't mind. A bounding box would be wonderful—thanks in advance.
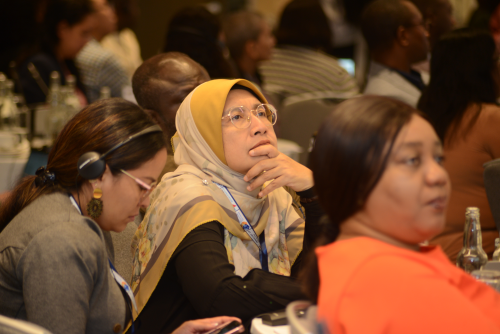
[250,140,271,151]
[427,196,447,210]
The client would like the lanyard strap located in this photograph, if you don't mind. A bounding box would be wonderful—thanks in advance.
[69,194,82,214]
[109,259,137,333]
[69,195,137,332]
[212,181,269,272]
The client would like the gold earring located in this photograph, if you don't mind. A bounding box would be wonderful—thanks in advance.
[87,187,103,220]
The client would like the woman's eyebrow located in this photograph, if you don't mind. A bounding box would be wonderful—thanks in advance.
[400,142,423,149]
[398,140,443,150]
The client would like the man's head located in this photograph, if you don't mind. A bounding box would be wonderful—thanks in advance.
[91,0,117,41]
[224,11,275,65]
[409,0,455,49]
[361,0,430,65]
[132,52,210,150]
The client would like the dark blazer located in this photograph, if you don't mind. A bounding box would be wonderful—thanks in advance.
[17,51,87,105]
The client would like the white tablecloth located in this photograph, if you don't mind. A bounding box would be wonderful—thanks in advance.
[250,318,290,334]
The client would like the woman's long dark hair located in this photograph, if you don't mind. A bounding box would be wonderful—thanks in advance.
[42,0,94,53]
[0,98,165,232]
[301,95,418,302]
[418,28,498,144]
[163,6,236,79]
[276,0,333,52]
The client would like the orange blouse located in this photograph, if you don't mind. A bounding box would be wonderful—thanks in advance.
[316,237,500,334]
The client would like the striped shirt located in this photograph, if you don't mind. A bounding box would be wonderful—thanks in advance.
[259,46,359,104]
[75,39,130,103]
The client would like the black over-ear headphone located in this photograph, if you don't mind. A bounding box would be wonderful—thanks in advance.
[77,125,162,180]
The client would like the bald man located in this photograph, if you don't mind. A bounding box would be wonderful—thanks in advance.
[110,53,209,285]
[132,52,210,173]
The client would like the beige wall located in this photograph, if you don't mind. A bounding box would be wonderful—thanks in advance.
[134,0,295,60]
[249,0,291,28]
[135,0,207,61]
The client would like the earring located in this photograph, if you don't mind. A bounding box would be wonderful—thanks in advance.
[87,187,103,220]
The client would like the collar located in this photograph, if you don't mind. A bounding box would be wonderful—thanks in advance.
[68,194,82,215]
[393,68,426,91]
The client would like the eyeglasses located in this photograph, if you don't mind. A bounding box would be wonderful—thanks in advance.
[221,104,277,129]
[120,169,157,199]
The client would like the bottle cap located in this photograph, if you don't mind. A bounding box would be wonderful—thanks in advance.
[466,207,480,217]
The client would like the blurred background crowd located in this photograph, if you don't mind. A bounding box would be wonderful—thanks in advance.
[3,0,500,333]
[2,0,500,264]
[1,0,492,105]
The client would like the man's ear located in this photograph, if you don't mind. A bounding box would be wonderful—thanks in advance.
[396,25,410,47]
[57,20,70,40]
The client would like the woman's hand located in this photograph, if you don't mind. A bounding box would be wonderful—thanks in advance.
[171,317,243,334]
[244,144,313,198]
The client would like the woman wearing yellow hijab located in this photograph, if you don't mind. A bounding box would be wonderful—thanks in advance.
[129,79,322,333]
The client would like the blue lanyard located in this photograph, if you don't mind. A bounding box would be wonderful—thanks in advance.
[212,181,269,272]
[109,259,136,334]
[68,194,136,332]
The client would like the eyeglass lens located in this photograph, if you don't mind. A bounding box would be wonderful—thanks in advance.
[228,104,277,129]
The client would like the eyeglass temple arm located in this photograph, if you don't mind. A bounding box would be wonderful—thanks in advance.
[120,169,151,190]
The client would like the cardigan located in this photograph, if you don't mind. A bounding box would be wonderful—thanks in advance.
[317,237,500,334]
[130,188,324,334]
[0,192,127,334]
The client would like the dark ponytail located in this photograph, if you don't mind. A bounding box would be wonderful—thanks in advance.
[300,216,339,303]
[0,98,165,233]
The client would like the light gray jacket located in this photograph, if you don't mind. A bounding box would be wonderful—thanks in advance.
[363,61,430,108]
[0,192,127,334]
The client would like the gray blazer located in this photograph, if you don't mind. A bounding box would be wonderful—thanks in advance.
[0,192,127,334]
[363,61,430,108]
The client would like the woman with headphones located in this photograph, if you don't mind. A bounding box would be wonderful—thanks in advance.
[0,98,240,334]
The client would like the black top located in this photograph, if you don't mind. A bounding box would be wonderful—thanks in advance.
[17,51,87,105]
[131,188,324,334]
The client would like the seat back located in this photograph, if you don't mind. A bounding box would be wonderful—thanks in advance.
[286,300,319,334]
[483,158,500,233]
[278,99,342,165]
[0,315,53,334]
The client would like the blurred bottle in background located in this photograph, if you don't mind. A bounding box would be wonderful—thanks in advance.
[492,238,500,261]
[456,207,488,273]
[99,86,111,99]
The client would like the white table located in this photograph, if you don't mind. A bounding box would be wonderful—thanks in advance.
[250,318,290,334]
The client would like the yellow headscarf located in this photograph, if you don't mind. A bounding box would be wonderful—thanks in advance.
[130,79,304,319]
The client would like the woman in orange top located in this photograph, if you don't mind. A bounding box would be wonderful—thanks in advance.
[303,95,500,334]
